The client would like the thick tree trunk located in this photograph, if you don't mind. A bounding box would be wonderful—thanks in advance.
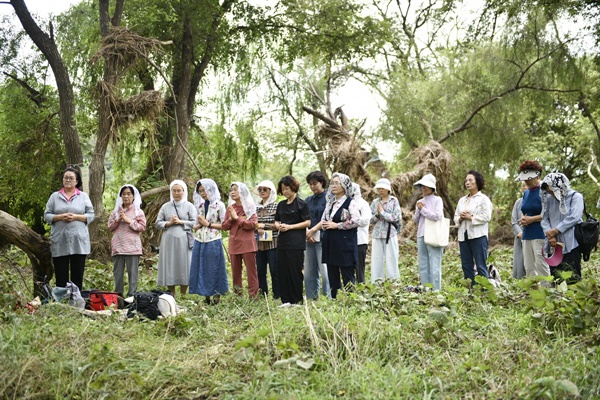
[10,0,83,167]
[0,211,52,297]
[88,0,124,240]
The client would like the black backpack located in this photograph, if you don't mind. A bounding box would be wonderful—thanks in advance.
[127,291,161,320]
[571,192,599,262]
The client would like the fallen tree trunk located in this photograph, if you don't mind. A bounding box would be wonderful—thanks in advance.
[0,211,52,297]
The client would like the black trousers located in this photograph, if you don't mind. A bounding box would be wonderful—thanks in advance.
[257,248,280,299]
[553,246,582,283]
[53,254,87,289]
[327,264,355,299]
[278,249,304,304]
[356,244,368,284]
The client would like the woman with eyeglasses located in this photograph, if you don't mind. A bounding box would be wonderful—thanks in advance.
[44,166,95,290]
[254,180,280,299]
[321,173,360,299]
[156,180,197,298]
[108,184,146,297]
[221,182,259,297]
[274,176,311,306]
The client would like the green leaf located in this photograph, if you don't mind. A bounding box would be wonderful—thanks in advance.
[555,379,579,396]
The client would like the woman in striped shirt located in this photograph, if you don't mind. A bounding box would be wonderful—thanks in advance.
[108,184,147,297]
[255,180,280,299]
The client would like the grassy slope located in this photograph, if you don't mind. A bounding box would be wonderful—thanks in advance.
[1,243,599,399]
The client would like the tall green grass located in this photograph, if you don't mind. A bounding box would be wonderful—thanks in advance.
[0,244,598,399]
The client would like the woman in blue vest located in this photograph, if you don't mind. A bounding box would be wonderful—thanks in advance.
[321,172,360,299]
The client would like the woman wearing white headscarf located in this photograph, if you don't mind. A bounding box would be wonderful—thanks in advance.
[541,172,584,281]
[189,179,228,304]
[221,182,259,297]
[108,184,146,296]
[413,174,444,291]
[351,182,372,284]
[155,180,197,297]
[254,180,280,299]
[321,172,360,299]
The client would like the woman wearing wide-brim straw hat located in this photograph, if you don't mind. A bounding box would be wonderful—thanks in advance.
[369,178,402,283]
[413,174,444,291]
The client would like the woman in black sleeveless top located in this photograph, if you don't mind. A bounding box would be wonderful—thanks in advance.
[321,173,360,299]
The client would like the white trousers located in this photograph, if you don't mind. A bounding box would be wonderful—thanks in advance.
[523,239,550,277]
[371,237,399,283]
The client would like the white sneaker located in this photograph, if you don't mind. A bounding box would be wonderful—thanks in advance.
[278,302,292,308]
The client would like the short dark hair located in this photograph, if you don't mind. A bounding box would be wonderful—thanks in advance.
[119,185,135,199]
[306,171,328,189]
[63,166,83,191]
[519,160,543,172]
[467,170,485,191]
[277,175,300,194]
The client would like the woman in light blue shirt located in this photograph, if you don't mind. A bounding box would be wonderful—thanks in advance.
[44,167,94,290]
[540,172,584,281]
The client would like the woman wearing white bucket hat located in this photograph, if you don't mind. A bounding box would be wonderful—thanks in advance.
[370,178,402,282]
[413,174,444,291]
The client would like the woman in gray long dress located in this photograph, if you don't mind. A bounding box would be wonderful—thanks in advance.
[156,180,198,297]
[511,181,527,279]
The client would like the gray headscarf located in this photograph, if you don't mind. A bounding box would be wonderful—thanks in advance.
[323,172,353,221]
[542,172,570,214]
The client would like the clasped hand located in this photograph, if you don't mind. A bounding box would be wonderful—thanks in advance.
[322,221,338,230]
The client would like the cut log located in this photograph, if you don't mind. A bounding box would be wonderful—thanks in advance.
[0,211,52,296]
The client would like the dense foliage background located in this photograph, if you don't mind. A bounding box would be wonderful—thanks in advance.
[1,1,600,397]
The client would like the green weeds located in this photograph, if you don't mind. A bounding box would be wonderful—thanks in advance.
[0,245,599,399]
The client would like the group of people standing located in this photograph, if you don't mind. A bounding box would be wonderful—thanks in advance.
[43,161,585,302]
[153,172,405,305]
[511,161,585,282]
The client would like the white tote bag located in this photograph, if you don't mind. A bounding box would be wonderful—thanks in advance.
[424,217,450,247]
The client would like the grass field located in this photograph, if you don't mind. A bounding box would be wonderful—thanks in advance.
[1,242,599,399]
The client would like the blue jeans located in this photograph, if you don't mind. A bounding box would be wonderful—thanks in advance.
[257,248,279,299]
[304,241,330,299]
[459,235,489,285]
[417,237,443,291]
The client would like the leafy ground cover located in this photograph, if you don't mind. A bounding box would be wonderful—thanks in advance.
[1,243,599,399]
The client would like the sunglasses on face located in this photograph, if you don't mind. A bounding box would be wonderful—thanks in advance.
[258,187,270,193]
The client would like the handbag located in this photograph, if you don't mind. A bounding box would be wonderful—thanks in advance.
[424,217,450,247]
[258,230,273,242]
[88,291,120,311]
[173,201,195,249]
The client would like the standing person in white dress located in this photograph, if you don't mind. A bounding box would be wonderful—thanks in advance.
[351,182,372,284]
[155,180,197,298]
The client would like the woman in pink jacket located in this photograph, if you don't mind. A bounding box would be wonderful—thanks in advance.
[108,184,147,297]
